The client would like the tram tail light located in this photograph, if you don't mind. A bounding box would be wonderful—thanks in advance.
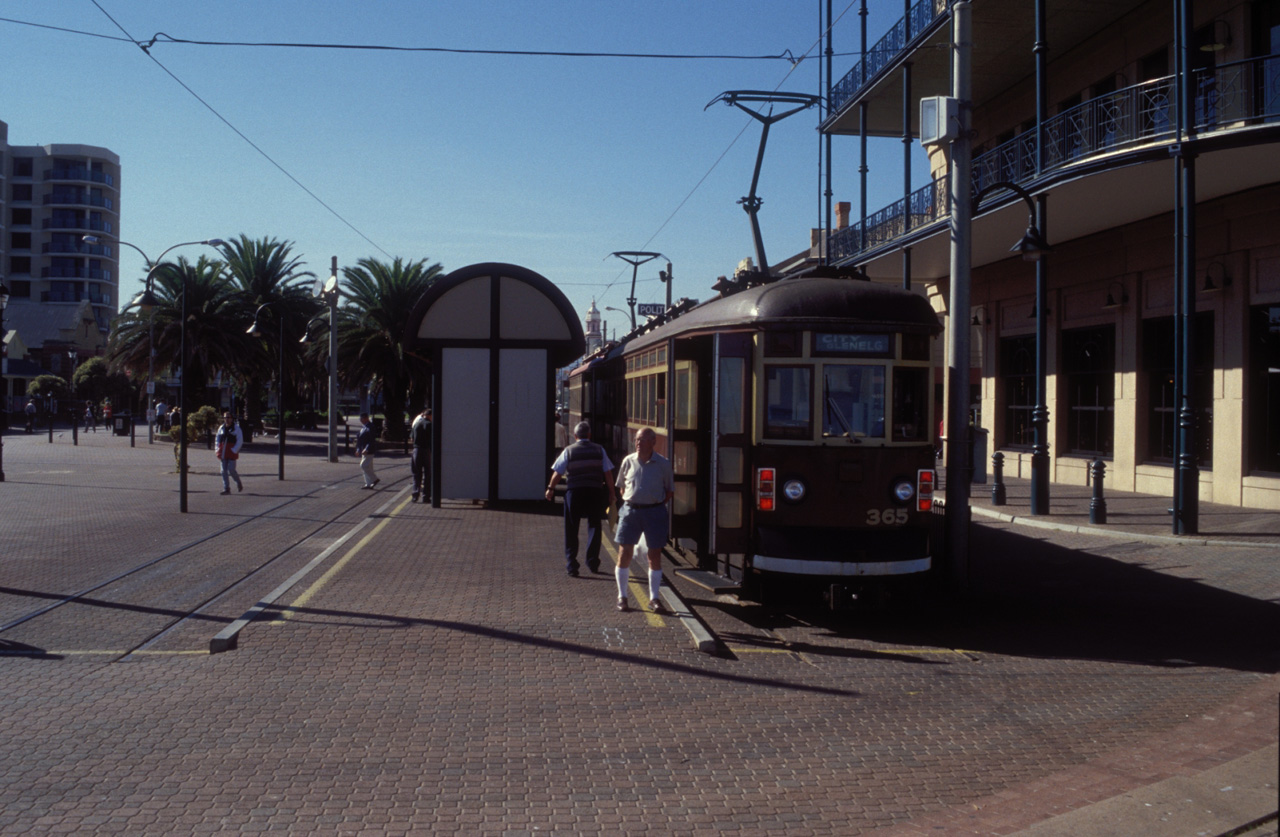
[917,469,935,512]
[757,467,776,511]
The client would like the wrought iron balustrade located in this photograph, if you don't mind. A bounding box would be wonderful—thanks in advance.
[829,0,951,114]
[831,54,1279,266]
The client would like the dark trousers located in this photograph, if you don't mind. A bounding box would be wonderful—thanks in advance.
[563,486,605,572]
[411,447,431,498]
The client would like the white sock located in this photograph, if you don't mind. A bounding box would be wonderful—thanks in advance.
[649,568,663,600]
[615,566,630,599]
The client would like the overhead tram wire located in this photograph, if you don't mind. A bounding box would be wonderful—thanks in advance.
[86,1,393,259]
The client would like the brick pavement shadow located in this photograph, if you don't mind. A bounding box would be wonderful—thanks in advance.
[806,526,1280,673]
[263,604,864,697]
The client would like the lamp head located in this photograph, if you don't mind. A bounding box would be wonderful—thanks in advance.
[1011,225,1052,262]
[132,288,160,312]
[205,239,227,248]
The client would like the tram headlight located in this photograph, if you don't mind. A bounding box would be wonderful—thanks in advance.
[782,479,806,502]
[893,480,915,502]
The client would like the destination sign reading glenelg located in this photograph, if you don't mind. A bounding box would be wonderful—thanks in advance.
[814,333,891,355]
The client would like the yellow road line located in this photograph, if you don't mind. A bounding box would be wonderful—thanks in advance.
[601,538,665,626]
[270,495,413,625]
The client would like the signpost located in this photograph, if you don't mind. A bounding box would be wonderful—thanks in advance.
[637,303,665,318]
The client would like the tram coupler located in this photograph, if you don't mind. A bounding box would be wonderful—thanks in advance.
[991,451,1007,506]
[1089,459,1107,524]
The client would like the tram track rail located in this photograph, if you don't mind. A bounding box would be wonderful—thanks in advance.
[0,474,412,660]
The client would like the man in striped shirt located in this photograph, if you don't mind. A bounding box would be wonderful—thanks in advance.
[546,421,617,578]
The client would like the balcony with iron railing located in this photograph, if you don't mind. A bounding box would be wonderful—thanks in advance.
[44,168,115,187]
[43,193,114,210]
[829,0,951,115]
[40,267,113,282]
[829,55,1280,264]
[42,217,112,233]
[42,242,111,256]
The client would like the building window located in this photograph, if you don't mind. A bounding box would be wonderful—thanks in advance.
[1143,314,1214,466]
[12,157,33,177]
[11,184,32,201]
[8,280,32,298]
[1000,335,1036,448]
[1063,325,1115,457]
[1249,304,1280,474]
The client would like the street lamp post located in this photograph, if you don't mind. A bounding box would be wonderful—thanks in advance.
[0,279,9,482]
[971,181,1052,517]
[83,235,222,447]
[608,251,666,332]
[248,302,287,480]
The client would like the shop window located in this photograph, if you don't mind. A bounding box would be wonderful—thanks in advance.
[1143,314,1213,466]
[1248,304,1280,474]
[1000,335,1036,448]
[1063,326,1115,457]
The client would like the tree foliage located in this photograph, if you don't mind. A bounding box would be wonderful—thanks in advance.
[336,257,443,440]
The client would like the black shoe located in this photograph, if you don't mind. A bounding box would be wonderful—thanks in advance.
[587,563,602,574]
[412,494,419,503]
[567,568,580,578]
[219,489,230,495]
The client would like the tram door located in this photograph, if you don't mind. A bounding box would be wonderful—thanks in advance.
[670,337,709,558]
[711,332,752,559]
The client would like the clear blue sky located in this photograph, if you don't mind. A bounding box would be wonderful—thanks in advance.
[4,1,918,336]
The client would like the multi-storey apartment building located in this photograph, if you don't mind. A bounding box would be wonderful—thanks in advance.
[819,0,1280,515]
[1,118,121,402]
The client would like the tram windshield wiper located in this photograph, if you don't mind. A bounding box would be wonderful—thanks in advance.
[824,372,854,439]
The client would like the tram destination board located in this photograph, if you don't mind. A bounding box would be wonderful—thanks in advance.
[813,332,892,357]
[637,303,665,317]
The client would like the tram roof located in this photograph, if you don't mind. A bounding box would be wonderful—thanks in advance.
[624,276,942,353]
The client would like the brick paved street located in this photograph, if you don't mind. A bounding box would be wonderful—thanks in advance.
[0,427,1275,835]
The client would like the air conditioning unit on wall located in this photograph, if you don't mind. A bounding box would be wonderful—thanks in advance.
[920,96,961,146]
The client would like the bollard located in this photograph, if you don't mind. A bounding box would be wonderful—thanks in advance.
[345,423,351,454]
[1089,459,1107,525]
[991,451,1007,505]
[72,412,78,446]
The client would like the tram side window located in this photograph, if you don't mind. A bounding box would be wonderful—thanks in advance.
[674,361,697,429]
[764,365,813,440]
[892,367,930,441]
[822,365,885,438]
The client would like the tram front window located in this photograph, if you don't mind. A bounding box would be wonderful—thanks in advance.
[823,365,886,439]
[764,365,813,440]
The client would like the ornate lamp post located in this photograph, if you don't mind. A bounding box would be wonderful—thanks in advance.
[972,181,1052,515]
[608,252,666,332]
[83,236,222,447]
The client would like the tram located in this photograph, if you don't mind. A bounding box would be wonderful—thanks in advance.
[568,268,942,606]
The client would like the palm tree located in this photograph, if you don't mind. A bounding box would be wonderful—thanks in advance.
[218,235,317,429]
[108,255,248,410]
[337,257,444,441]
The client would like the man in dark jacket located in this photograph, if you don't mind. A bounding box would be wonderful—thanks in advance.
[546,421,617,577]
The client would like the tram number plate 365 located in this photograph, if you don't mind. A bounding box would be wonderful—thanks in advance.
[866,508,909,526]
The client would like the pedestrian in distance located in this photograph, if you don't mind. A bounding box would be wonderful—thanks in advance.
[83,401,97,432]
[154,399,167,432]
[554,410,571,449]
[410,407,432,502]
[215,411,244,494]
[547,420,617,578]
[24,400,37,434]
[356,412,379,489]
[612,427,674,612]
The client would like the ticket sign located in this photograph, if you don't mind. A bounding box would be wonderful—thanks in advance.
[146,381,156,394]
[813,332,892,356]
[637,303,666,317]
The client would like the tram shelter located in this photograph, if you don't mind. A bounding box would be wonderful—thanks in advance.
[405,263,585,506]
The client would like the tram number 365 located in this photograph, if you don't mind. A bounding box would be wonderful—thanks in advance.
[866,508,910,526]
